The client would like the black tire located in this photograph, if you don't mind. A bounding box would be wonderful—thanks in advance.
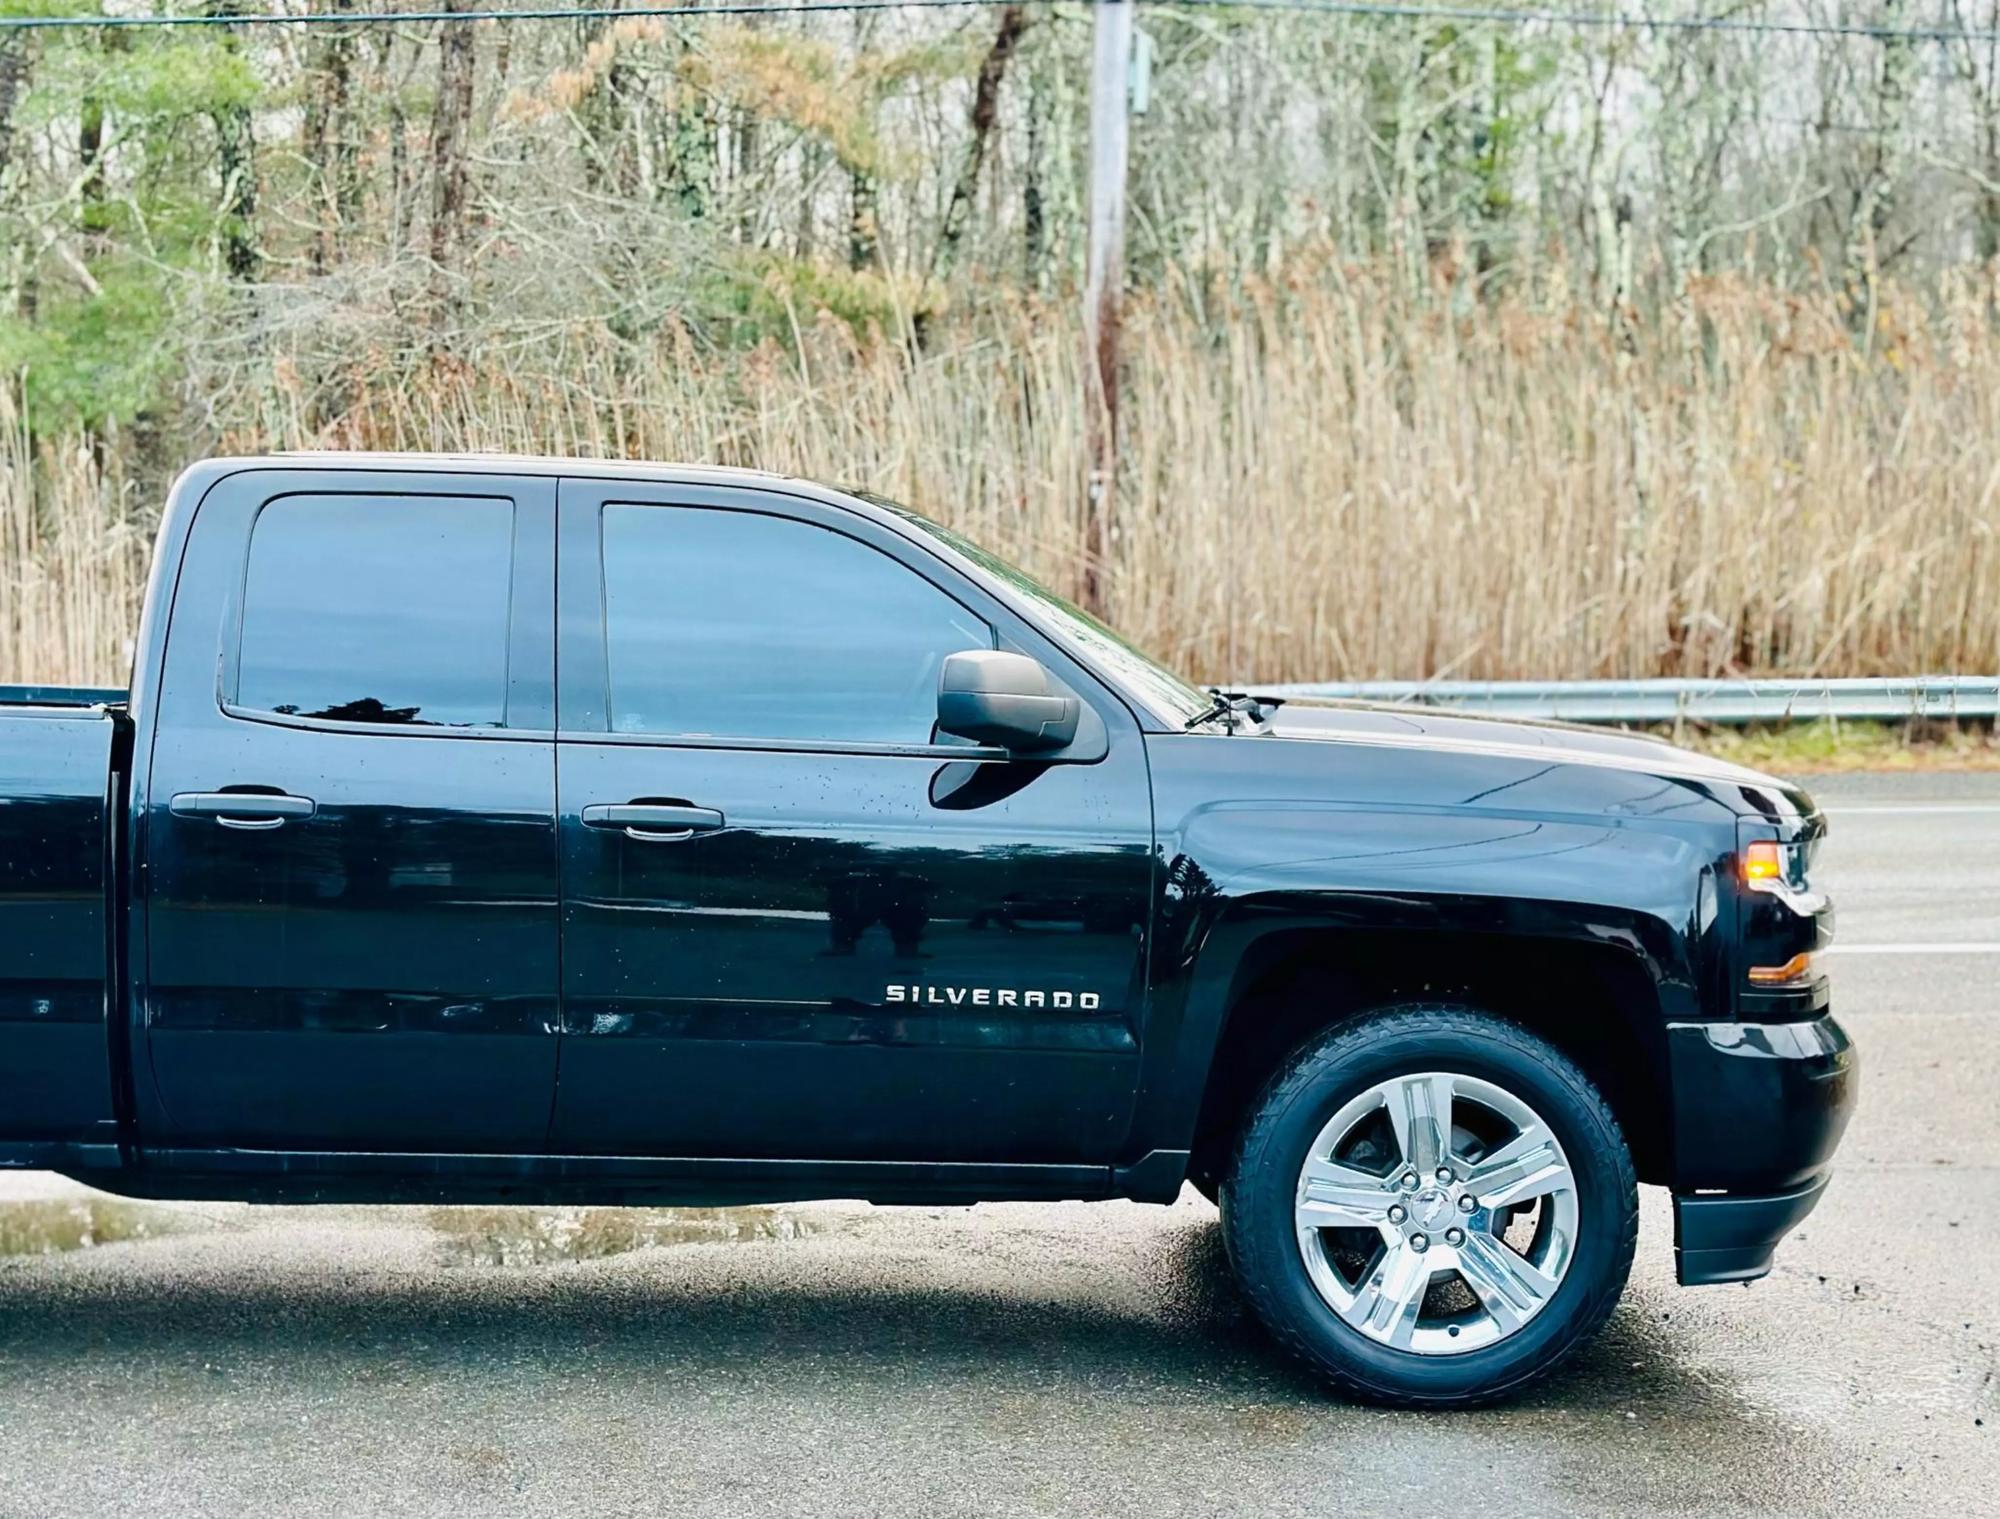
[1220,1002,1637,1409]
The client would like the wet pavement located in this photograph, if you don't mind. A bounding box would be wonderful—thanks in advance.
[0,771,1994,1517]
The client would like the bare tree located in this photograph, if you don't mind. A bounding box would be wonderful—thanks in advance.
[428,2,478,338]
[209,3,260,282]
[0,33,27,185]
[305,1,361,274]
[848,167,879,269]
[1022,62,1046,286]
[1844,4,1916,334]
[933,5,1028,282]
[0,30,31,319]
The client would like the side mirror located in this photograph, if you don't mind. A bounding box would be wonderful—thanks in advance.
[936,650,1080,752]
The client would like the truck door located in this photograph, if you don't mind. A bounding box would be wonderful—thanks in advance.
[141,468,559,1152]
[550,480,1154,1163]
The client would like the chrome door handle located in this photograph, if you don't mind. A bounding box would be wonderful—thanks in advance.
[170,792,317,830]
[581,803,725,842]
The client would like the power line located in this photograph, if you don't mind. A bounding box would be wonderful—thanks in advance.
[1163,0,2000,41]
[0,0,1993,45]
[0,0,1056,30]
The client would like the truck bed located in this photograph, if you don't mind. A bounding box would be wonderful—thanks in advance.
[0,699,124,1159]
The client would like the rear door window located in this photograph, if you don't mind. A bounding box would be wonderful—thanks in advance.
[235,494,516,728]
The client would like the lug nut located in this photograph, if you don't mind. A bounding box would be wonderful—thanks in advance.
[1435,1166,1454,1183]
[1458,1194,1477,1213]
[1446,1227,1464,1246]
[1409,1233,1429,1253]
[1400,1172,1421,1191]
[1387,1205,1406,1224]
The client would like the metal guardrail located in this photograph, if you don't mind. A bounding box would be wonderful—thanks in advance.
[5,676,1994,725]
[1259,675,2000,726]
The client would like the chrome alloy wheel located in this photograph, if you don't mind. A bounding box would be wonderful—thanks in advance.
[1293,1071,1578,1356]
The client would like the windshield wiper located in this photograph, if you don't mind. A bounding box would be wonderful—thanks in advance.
[1185,689,1269,732]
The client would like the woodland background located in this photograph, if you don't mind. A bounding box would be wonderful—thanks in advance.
[3,0,1998,687]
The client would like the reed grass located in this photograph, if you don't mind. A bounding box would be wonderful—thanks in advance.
[6,258,1999,687]
[0,400,147,688]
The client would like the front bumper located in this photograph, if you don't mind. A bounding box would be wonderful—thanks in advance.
[1666,1012,1856,1286]
[1675,1175,1831,1285]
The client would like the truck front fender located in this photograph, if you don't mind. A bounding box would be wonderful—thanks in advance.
[1121,799,1726,1176]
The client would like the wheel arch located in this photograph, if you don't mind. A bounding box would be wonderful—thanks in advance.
[1180,922,1674,1196]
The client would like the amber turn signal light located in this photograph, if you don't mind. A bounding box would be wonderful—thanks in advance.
[1742,841,1784,884]
[1747,951,1816,986]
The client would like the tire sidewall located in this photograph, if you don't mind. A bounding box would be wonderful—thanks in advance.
[1226,1007,1634,1403]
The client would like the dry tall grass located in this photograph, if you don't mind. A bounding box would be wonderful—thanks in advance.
[0,399,148,688]
[6,260,1999,686]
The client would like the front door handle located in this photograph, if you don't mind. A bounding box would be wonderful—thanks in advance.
[581,803,725,842]
[170,791,317,831]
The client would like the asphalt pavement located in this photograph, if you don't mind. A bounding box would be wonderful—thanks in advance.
[0,770,1994,1518]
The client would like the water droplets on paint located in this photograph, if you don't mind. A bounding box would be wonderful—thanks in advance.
[429,1205,830,1266]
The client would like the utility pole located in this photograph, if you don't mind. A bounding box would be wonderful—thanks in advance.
[1081,0,1132,618]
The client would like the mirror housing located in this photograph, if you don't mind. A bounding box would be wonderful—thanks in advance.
[937,650,1080,752]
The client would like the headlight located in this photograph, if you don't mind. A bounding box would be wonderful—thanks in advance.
[1739,838,1821,915]
[1741,839,1806,892]
[1736,829,1830,998]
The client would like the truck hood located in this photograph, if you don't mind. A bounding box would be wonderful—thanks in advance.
[1255,698,1817,824]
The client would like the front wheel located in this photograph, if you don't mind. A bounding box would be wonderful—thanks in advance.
[1220,1004,1637,1408]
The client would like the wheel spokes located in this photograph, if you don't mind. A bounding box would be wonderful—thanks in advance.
[1462,1121,1570,1210]
[1339,1241,1434,1349]
[1385,1072,1456,1175]
[1456,1230,1561,1334]
[1295,1155,1397,1231]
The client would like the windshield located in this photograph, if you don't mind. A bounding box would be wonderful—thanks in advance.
[867,495,1215,726]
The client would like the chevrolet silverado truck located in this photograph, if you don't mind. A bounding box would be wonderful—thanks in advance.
[1,455,1853,1406]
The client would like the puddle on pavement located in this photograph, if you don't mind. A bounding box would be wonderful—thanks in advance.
[0,1197,187,1257]
[429,1205,831,1267]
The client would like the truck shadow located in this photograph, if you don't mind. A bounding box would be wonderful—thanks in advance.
[0,1201,1880,1513]
[0,1200,1753,1417]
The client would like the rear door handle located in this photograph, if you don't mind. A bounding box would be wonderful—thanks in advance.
[170,791,317,831]
[581,803,726,842]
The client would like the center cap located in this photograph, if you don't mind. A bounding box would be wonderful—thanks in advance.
[1412,1188,1455,1231]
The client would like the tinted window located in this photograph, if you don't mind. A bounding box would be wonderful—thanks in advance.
[237,495,515,728]
[601,505,990,743]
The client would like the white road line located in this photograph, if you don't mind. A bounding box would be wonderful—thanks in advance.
[1825,942,2000,955]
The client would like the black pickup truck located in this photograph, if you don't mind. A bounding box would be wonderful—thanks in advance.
[1,455,1852,1406]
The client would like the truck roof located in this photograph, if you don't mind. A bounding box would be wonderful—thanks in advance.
[250,451,811,489]
[187,451,887,527]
